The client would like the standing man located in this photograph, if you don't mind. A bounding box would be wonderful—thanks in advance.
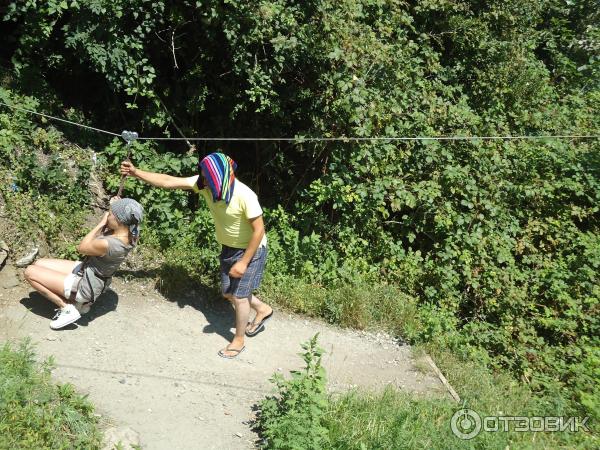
[120,153,272,358]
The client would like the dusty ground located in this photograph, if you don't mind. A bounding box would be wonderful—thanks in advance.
[0,263,448,450]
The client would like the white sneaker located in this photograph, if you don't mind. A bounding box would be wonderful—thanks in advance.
[75,302,92,315]
[50,304,81,329]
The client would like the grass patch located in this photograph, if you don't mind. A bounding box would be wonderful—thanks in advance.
[256,337,597,449]
[0,339,102,449]
[259,273,422,334]
[326,350,597,449]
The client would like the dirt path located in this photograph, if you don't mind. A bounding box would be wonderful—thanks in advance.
[0,265,447,449]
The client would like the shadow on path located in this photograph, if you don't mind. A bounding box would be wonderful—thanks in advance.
[117,265,236,342]
[19,290,119,329]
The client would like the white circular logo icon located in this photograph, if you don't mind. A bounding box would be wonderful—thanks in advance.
[451,409,482,439]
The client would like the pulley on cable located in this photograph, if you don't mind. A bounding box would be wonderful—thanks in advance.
[117,130,138,198]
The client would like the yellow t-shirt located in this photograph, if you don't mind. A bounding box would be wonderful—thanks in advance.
[193,180,267,249]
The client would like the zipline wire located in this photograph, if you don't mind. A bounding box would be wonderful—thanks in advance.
[0,101,120,137]
[2,100,600,142]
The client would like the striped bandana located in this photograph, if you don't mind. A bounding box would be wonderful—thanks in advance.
[198,152,237,204]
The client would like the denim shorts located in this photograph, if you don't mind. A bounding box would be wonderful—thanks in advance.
[220,245,267,299]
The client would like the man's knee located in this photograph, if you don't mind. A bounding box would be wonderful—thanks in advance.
[231,296,249,306]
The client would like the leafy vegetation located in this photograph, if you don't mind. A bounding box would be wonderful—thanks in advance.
[0,88,90,258]
[255,335,330,449]
[257,337,597,449]
[0,340,102,449]
[0,0,598,445]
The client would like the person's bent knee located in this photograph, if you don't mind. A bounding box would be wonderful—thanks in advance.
[24,265,35,281]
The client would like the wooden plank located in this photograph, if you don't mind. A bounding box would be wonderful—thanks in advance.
[425,354,461,403]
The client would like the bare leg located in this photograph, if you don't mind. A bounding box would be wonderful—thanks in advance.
[32,258,80,276]
[220,296,249,357]
[24,265,69,309]
[247,294,273,334]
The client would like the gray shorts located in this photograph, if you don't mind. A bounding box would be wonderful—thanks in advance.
[220,245,267,299]
[63,262,84,302]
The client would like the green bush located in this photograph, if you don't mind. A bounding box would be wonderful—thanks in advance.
[256,339,597,449]
[0,340,102,449]
[255,334,330,450]
[0,88,91,258]
[0,88,92,206]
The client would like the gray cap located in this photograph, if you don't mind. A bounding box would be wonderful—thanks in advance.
[110,198,143,245]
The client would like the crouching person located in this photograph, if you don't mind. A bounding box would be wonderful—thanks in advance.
[24,198,143,329]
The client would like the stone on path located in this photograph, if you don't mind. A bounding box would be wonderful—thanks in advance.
[0,240,8,267]
[15,246,38,268]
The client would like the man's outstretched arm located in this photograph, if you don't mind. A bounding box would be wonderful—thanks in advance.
[120,161,198,190]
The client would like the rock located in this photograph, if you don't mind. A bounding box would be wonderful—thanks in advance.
[15,247,38,268]
[0,240,8,268]
[102,426,141,450]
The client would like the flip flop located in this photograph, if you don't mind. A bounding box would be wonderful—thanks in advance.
[218,346,246,359]
[245,310,274,337]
